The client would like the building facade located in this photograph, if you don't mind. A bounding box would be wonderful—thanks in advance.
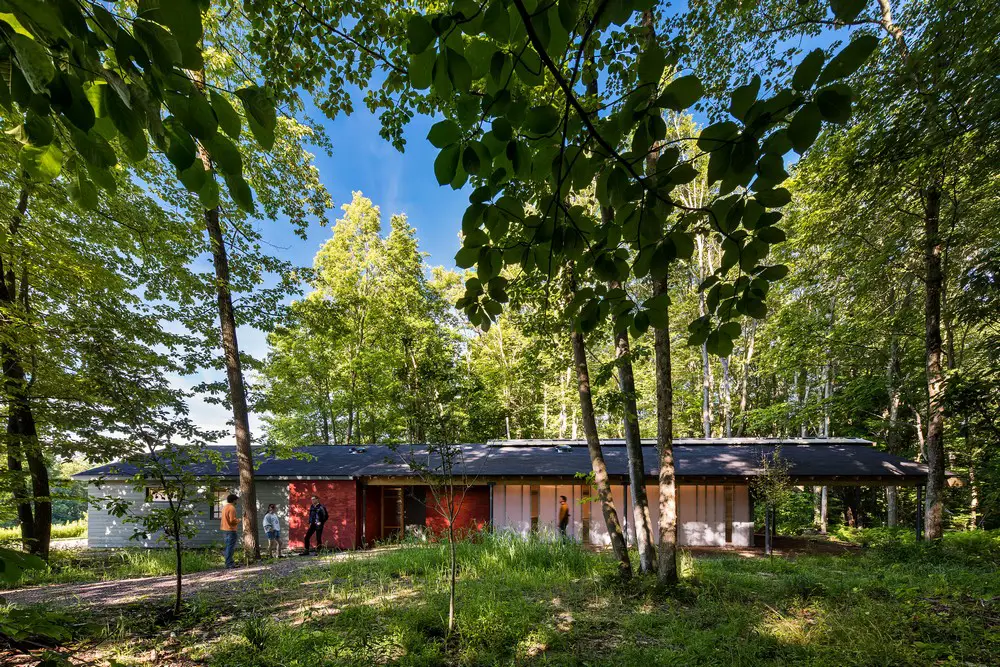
[77,438,931,551]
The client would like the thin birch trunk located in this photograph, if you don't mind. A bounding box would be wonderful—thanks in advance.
[922,184,946,540]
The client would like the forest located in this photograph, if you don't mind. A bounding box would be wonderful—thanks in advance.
[0,0,998,665]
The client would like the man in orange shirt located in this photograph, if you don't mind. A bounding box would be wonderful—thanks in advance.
[558,496,570,539]
[221,493,240,568]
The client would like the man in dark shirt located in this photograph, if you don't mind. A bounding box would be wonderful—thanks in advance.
[303,495,328,555]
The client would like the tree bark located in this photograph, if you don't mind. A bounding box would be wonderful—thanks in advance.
[820,486,828,534]
[1,184,51,559]
[922,184,946,540]
[652,277,678,585]
[570,304,631,578]
[736,320,756,436]
[612,289,655,572]
[197,145,260,559]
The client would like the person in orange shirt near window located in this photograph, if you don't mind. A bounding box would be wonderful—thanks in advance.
[221,493,240,568]
[558,496,570,539]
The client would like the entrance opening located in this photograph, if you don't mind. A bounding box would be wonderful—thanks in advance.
[381,487,403,540]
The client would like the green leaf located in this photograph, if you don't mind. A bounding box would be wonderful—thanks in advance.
[407,14,437,53]
[177,160,209,193]
[755,226,786,243]
[760,264,789,280]
[168,90,217,140]
[8,33,55,94]
[203,133,242,176]
[224,173,254,212]
[24,110,53,146]
[462,145,482,174]
[447,48,473,92]
[133,18,182,70]
[719,321,741,339]
[729,75,760,120]
[816,84,852,124]
[20,142,63,180]
[409,49,436,90]
[525,105,560,135]
[236,86,276,150]
[755,188,791,208]
[830,0,868,23]
[817,35,880,86]
[478,246,500,281]
[199,174,220,209]
[455,246,478,269]
[745,298,768,319]
[706,330,734,357]
[67,172,98,210]
[434,144,460,185]
[788,102,822,154]
[428,119,461,148]
[483,1,510,42]
[697,121,739,152]
[657,75,703,110]
[638,43,665,85]
[210,90,241,139]
[669,230,694,260]
[160,116,197,170]
[792,49,825,91]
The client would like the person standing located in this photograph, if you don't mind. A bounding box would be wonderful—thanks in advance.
[221,493,240,568]
[558,496,570,539]
[263,504,282,558]
[303,495,328,555]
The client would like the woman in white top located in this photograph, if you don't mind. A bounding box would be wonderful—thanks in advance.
[263,504,282,558]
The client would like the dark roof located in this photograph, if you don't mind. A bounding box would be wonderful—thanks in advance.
[76,439,930,484]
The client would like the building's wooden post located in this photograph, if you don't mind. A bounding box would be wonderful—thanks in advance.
[360,484,367,548]
[488,482,495,533]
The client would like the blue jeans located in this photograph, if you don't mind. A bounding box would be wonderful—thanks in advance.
[223,530,238,568]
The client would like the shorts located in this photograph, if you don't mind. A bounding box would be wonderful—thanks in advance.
[266,529,281,541]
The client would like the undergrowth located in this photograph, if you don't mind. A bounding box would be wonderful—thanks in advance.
[6,531,998,666]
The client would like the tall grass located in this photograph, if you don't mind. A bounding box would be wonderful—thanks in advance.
[0,519,87,543]
[201,531,1000,666]
[2,548,224,589]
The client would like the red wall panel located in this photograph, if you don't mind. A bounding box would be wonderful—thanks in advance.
[425,486,491,538]
[287,480,358,550]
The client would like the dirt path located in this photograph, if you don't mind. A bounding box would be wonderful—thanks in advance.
[1,552,355,608]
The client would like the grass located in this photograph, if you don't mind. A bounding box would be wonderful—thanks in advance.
[0,548,224,589]
[0,519,87,544]
[4,530,999,665]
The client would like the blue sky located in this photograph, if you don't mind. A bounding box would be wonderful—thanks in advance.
[185,95,474,440]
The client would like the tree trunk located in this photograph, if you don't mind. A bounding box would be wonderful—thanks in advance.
[652,277,678,585]
[612,289,655,573]
[570,312,631,578]
[968,463,978,529]
[198,142,260,559]
[737,320,756,436]
[923,184,946,540]
[174,520,183,617]
[820,485,828,534]
[1,184,50,559]
[720,356,732,438]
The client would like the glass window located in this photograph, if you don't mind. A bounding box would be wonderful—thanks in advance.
[209,489,231,519]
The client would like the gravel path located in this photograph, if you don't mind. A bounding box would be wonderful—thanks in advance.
[1,552,353,608]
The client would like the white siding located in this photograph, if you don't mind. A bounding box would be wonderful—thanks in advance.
[87,480,290,549]
[487,482,753,548]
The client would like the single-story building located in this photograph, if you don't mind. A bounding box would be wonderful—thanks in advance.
[75,438,931,550]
